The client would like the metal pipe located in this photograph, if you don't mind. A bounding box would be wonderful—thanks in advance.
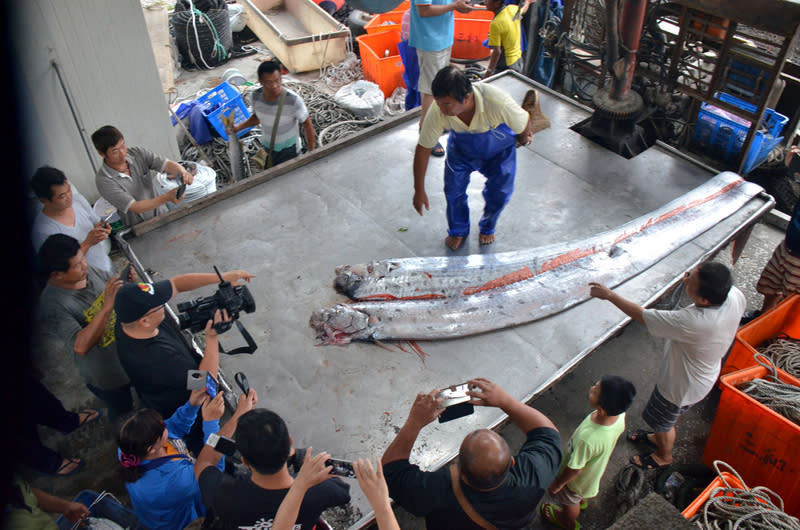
[619,0,648,97]
[51,60,97,174]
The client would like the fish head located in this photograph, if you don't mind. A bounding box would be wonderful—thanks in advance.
[309,305,375,344]
[333,266,364,297]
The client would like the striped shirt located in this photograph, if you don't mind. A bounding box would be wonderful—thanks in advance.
[251,87,309,155]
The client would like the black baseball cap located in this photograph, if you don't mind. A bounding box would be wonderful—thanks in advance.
[114,280,173,324]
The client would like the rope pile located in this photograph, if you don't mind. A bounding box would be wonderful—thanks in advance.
[738,354,800,427]
[757,334,800,379]
[320,51,364,90]
[690,461,800,529]
[283,80,378,146]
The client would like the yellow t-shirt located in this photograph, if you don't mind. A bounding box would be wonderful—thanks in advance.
[488,5,522,67]
[418,83,529,148]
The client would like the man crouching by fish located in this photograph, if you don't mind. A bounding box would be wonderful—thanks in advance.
[412,66,533,251]
[381,378,561,528]
[589,262,745,471]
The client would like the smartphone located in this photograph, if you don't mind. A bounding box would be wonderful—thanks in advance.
[176,182,187,201]
[325,458,356,478]
[187,370,218,398]
[437,383,475,423]
[119,263,132,282]
[101,212,114,225]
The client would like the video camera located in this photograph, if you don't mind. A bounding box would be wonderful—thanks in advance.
[177,266,255,333]
[177,266,258,354]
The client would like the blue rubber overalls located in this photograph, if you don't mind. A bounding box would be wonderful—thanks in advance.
[443,91,517,238]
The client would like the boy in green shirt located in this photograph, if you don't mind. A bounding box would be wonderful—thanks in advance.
[541,375,636,530]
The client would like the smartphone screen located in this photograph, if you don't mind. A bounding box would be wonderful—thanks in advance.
[325,458,356,478]
[206,373,218,398]
[438,402,474,423]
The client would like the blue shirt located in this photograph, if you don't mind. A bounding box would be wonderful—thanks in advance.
[409,0,455,52]
[123,400,224,530]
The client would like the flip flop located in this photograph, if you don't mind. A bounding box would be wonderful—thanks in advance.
[431,142,445,157]
[61,409,101,434]
[627,429,657,449]
[540,503,581,529]
[40,458,84,477]
[630,453,670,470]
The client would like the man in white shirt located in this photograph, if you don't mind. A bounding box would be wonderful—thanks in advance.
[31,166,113,274]
[589,262,745,470]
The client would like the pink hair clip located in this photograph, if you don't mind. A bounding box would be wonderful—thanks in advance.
[120,452,141,468]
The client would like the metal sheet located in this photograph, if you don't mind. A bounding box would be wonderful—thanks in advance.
[122,73,771,527]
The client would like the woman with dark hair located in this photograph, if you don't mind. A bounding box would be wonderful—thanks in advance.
[116,389,225,530]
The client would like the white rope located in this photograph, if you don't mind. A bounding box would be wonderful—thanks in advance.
[690,461,800,529]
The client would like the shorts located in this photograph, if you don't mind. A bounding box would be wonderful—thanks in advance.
[755,240,800,297]
[642,386,690,433]
[551,484,585,505]
[417,47,452,95]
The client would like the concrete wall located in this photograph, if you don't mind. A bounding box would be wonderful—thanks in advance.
[13,0,180,204]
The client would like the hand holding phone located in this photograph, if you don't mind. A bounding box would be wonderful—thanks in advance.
[119,263,132,283]
[176,182,187,201]
[437,383,475,423]
[187,369,218,398]
[325,458,356,478]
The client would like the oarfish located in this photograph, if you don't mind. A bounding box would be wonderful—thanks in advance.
[222,111,247,183]
[311,172,764,343]
[334,172,756,301]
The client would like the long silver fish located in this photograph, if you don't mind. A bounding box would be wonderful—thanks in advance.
[222,111,246,183]
[334,172,755,301]
[311,172,763,343]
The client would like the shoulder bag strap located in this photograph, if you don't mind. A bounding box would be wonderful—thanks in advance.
[267,90,288,169]
[449,464,498,530]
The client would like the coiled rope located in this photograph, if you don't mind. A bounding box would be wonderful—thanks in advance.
[757,334,800,379]
[690,461,800,529]
[283,80,378,146]
[737,354,800,427]
[182,0,229,70]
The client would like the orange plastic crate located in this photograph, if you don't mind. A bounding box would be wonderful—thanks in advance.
[356,30,405,98]
[365,11,404,35]
[682,472,746,519]
[452,9,493,60]
[702,364,800,516]
[721,294,800,377]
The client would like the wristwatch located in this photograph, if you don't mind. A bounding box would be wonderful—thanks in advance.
[206,433,237,456]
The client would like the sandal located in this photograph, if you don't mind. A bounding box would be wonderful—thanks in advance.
[627,429,657,449]
[540,503,581,529]
[62,409,101,434]
[40,458,84,477]
[431,142,445,157]
[630,453,670,470]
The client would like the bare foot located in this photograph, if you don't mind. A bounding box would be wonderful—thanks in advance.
[445,236,464,250]
[479,233,495,245]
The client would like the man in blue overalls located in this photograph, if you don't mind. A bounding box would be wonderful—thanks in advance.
[413,66,533,250]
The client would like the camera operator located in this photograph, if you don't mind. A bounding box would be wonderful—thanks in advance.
[113,269,254,453]
[381,378,561,529]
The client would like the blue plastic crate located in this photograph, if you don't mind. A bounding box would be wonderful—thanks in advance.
[692,92,788,174]
[196,81,252,141]
[55,490,144,529]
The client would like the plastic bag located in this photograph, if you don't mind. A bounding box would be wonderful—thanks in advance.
[228,3,247,32]
[334,80,384,119]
